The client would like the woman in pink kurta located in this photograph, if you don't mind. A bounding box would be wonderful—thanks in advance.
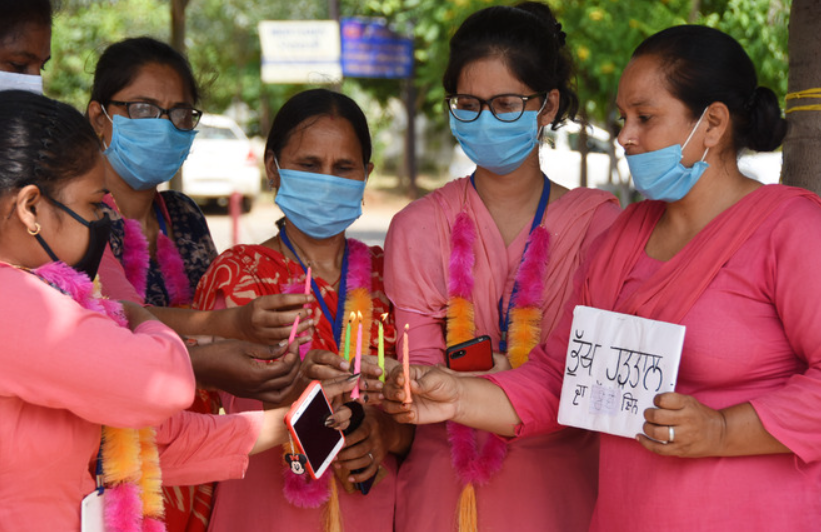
[195,89,409,532]
[383,25,821,531]
[384,4,620,531]
[386,180,618,532]
[0,92,351,532]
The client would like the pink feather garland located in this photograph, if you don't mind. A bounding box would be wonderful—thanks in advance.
[32,262,129,327]
[104,484,143,532]
[155,233,192,306]
[346,238,372,290]
[448,212,476,299]
[510,226,550,308]
[445,210,551,495]
[447,422,508,486]
[122,218,149,299]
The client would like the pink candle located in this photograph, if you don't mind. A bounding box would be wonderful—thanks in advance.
[403,323,412,403]
[287,267,312,348]
[351,311,364,399]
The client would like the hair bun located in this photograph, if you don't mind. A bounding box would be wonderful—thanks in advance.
[746,86,786,152]
[555,22,566,47]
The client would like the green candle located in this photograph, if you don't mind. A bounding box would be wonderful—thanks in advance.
[378,313,387,382]
[343,312,354,362]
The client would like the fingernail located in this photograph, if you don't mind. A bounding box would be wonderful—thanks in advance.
[363,393,370,403]
[363,380,369,390]
[348,476,355,482]
[278,339,287,347]
[346,373,361,382]
[324,417,335,427]
[339,361,350,371]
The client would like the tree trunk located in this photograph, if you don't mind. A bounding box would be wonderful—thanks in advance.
[782,0,821,194]
[169,0,190,192]
[578,111,589,188]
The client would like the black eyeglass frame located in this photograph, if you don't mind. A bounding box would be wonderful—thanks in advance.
[445,92,547,123]
[106,100,203,131]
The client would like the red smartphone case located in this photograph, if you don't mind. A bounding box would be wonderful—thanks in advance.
[446,335,493,372]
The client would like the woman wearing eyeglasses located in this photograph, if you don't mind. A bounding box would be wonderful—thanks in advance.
[85,36,239,532]
[383,3,620,532]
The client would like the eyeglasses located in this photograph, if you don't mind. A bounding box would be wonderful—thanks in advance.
[107,100,202,131]
[445,93,546,123]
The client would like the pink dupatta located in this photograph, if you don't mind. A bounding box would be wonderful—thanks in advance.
[581,185,821,322]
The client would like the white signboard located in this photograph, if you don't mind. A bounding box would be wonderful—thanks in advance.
[259,21,342,84]
[557,306,685,439]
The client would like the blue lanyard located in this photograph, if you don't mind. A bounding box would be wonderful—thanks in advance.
[154,202,168,237]
[470,173,550,353]
[279,226,348,348]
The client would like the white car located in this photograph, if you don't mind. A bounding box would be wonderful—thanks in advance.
[449,121,629,191]
[182,114,262,212]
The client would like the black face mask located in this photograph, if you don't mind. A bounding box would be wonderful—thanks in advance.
[34,194,111,281]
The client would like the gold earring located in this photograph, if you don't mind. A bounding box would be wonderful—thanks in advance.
[27,223,41,236]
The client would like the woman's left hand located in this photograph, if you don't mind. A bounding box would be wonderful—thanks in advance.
[637,392,727,457]
[334,406,386,482]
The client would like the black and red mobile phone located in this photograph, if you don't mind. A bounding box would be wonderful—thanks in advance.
[445,335,493,372]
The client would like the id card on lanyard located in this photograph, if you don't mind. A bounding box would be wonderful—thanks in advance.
[81,447,105,532]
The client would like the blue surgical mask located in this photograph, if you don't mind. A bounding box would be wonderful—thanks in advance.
[449,110,541,175]
[626,109,709,202]
[0,71,43,94]
[103,111,196,191]
[274,159,366,239]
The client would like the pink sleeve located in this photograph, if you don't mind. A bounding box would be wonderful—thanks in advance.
[99,243,144,304]
[749,198,821,462]
[485,278,578,439]
[0,267,195,428]
[155,409,264,486]
[384,199,450,366]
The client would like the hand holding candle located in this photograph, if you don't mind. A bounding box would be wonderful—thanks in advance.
[351,311,364,399]
[287,267,312,345]
[403,323,412,404]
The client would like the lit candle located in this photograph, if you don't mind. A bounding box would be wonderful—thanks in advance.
[378,313,387,382]
[343,311,355,362]
[403,323,412,403]
[351,311,363,399]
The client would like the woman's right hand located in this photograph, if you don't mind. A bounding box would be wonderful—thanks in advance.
[234,293,316,344]
[381,364,463,425]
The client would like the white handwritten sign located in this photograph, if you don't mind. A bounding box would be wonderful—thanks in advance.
[557,306,685,439]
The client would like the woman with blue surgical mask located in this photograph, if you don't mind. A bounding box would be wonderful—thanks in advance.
[0,0,51,94]
[382,25,821,532]
[382,3,621,532]
[195,88,411,532]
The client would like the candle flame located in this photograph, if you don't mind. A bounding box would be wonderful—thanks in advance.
[404,323,409,331]
[357,310,363,319]
[381,312,388,321]
[349,311,356,320]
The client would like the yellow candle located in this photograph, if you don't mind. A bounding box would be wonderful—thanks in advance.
[403,323,412,403]
[378,313,387,382]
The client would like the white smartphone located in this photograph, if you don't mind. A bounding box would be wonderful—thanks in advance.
[284,381,346,480]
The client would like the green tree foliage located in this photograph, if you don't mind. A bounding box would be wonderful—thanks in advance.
[46,0,169,110]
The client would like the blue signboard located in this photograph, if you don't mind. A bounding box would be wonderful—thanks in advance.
[341,18,413,79]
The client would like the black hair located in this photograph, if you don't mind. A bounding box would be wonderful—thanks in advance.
[0,0,53,42]
[632,25,786,153]
[265,89,372,165]
[89,37,200,107]
[442,1,578,129]
[0,90,101,198]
